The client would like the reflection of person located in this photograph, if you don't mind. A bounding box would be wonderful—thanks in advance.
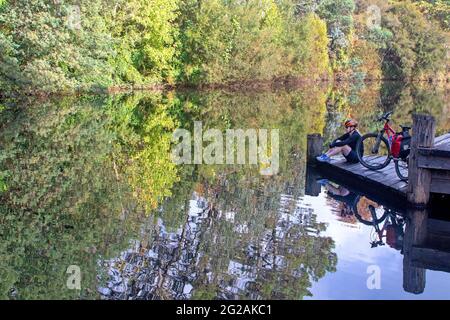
[316,119,362,163]
[318,179,359,219]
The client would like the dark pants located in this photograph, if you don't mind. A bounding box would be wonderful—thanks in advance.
[344,150,359,163]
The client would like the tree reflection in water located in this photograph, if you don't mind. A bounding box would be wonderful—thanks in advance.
[100,188,338,300]
[1,82,448,299]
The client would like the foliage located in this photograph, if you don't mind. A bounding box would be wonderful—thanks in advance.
[107,0,179,85]
[176,0,330,84]
[316,0,356,68]
[381,1,448,80]
[0,0,115,93]
[1,0,449,94]
[415,0,450,31]
[0,93,183,298]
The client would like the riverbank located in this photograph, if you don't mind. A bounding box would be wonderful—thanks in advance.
[1,76,449,100]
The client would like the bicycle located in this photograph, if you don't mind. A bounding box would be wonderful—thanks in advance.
[356,111,411,181]
[320,180,405,250]
[356,205,405,250]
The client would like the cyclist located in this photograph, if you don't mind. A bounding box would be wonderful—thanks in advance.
[316,119,362,163]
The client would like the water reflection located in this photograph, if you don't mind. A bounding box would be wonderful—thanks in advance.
[99,188,337,300]
[307,167,450,298]
[0,82,449,299]
[320,179,405,251]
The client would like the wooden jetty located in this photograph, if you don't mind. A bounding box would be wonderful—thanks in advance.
[306,165,450,294]
[307,114,450,208]
[306,113,450,295]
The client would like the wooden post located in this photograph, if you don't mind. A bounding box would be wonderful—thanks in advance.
[307,134,323,164]
[305,165,321,197]
[403,208,428,294]
[407,114,436,206]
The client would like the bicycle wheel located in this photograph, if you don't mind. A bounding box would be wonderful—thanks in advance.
[354,204,388,226]
[357,133,391,170]
[394,158,409,182]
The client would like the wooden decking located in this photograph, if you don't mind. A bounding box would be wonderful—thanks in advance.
[312,132,450,204]
[325,155,408,194]
[418,133,450,195]
[426,132,450,156]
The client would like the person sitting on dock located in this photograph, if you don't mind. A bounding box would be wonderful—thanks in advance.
[316,119,362,163]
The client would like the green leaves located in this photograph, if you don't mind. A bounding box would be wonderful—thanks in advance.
[176,0,331,84]
[0,0,447,93]
[0,173,7,192]
[0,0,115,94]
[382,1,448,79]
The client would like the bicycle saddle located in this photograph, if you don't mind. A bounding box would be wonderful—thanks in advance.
[400,125,411,130]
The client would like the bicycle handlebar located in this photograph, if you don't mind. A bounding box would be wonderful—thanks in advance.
[377,111,393,122]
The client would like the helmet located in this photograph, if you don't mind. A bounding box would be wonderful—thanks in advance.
[344,119,358,128]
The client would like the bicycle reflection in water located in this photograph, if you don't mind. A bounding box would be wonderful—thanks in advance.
[317,179,405,252]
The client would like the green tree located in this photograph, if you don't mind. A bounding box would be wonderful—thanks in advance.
[108,0,179,85]
[0,0,116,94]
[382,1,447,79]
[317,0,356,67]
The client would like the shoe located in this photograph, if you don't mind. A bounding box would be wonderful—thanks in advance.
[316,154,331,163]
[316,179,329,186]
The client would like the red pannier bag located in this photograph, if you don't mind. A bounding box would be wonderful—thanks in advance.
[391,134,403,158]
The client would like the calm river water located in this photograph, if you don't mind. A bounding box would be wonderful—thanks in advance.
[0,82,449,299]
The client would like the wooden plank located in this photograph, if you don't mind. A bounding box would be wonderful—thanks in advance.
[315,151,411,200]
[430,169,450,194]
[307,134,323,163]
[418,146,450,158]
[403,209,428,294]
[399,184,409,193]
[330,155,385,168]
[330,159,344,165]
[363,155,388,165]
[351,158,391,177]
[436,141,450,152]
[426,234,450,252]
[428,218,450,235]
[305,165,321,197]
[320,157,407,192]
[329,156,346,165]
[411,246,450,273]
[431,170,450,180]
[334,160,359,169]
[351,167,377,177]
[317,157,408,194]
[314,164,409,208]
[434,133,450,146]
[389,179,408,190]
[418,154,450,170]
[427,219,450,251]
[430,178,450,194]
[308,166,409,212]
[365,165,398,180]
[367,172,399,185]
